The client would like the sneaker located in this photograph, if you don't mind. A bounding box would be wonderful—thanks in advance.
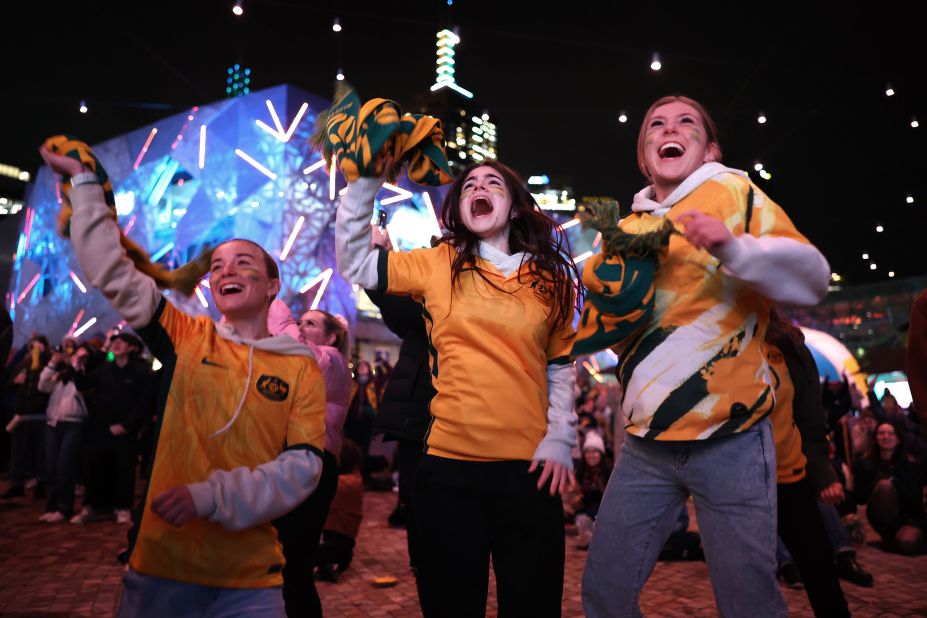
[44,511,66,523]
[70,507,95,524]
[778,563,803,589]
[38,511,56,522]
[835,552,874,587]
[0,486,25,499]
[315,565,341,583]
[115,509,132,525]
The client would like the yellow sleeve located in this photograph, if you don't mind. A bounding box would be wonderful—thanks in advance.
[383,245,444,297]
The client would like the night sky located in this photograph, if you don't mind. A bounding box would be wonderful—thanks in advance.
[4,0,925,286]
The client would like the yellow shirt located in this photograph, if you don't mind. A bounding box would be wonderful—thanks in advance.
[618,174,813,440]
[130,300,326,588]
[766,343,808,483]
[382,244,574,461]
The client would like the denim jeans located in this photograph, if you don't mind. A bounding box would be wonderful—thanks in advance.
[582,418,786,618]
[45,421,83,516]
[817,500,853,553]
[117,569,285,618]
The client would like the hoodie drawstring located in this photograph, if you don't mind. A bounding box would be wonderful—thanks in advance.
[208,345,254,439]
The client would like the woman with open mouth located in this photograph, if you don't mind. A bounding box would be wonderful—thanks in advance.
[336,159,580,617]
[39,143,328,618]
[579,95,831,618]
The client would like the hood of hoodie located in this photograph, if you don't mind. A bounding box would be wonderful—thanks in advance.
[631,162,745,217]
[214,320,317,361]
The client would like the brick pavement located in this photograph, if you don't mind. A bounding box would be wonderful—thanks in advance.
[1,479,925,617]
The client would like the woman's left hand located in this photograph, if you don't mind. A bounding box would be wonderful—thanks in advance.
[676,211,733,252]
[529,459,576,497]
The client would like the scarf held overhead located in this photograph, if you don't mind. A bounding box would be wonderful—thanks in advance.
[42,135,210,295]
[311,84,453,186]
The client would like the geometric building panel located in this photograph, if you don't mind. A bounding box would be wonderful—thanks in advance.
[8,85,449,348]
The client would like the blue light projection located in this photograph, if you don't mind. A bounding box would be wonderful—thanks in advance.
[8,85,449,347]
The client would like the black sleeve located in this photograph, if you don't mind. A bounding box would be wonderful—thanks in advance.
[789,340,838,492]
[365,289,424,339]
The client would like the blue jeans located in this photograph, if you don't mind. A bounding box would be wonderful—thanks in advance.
[45,421,83,515]
[117,569,285,618]
[582,419,786,618]
[817,500,853,553]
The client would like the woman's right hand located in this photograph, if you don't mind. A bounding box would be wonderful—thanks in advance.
[38,145,89,178]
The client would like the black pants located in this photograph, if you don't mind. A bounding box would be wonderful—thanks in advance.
[778,478,850,618]
[274,450,339,618]
[315,530,355,570]
[85,431,138,510]
[415,455,564,618]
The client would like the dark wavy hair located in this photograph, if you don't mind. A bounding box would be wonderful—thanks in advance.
[439,160,582,332]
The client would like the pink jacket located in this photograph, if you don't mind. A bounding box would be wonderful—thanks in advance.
[268,300,351,457]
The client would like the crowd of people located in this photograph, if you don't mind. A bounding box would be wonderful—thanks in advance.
[0,92,925,618]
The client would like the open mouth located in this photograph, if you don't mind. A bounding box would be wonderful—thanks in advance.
[658,141,685,159]
[471,196,493,217]
[219,283,244,296]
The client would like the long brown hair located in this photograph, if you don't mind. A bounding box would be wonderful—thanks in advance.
[439,160,581,331]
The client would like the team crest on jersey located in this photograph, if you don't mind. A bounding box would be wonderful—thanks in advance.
[528,279,553,305]
[257,375,289,401]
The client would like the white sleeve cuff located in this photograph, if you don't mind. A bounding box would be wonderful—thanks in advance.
[712,234,830,306]
[187,448,323,531]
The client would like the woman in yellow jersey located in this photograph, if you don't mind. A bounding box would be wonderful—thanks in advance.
[336,160,579,617]
[39,146,327,618]
[580,96,830,618]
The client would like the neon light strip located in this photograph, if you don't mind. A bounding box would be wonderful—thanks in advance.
[283,103,309,141]
[303,159,326,175]
[255,120,282,140]
[422,192,442,238]
[194,286,209,308]
[235,149,277,180]
[574,251,594,264]
[582,361,605,384]
[133,128,159,170]
[266,99,285,134]
[151,243,174,262]
[16,273,40,303]
[123,214,137,236]
[199,125,206,169]
[23,208,35,251]
[200,279,210,288]
[590,356,600,372]
[69,271,87,294]
[329,160,337,201]
[592,232,602,248]
[73,317,98,338]
[67,309,86,336]
[379,182,414,206]
[559,218,581,230]
[279,216,305,261]
[606,349,618,361]
[384,222,401,252]
[299,268,334,310]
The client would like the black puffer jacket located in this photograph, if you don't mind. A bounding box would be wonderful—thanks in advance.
[367,290,436,443]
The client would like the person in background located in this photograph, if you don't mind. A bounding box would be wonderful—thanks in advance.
[315,439,365,583]
[2,335,51,500]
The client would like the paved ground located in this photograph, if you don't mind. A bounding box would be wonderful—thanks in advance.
[1,478,925,617]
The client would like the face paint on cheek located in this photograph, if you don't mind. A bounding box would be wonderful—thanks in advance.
[487,185,507,194]
[239,267,262,282]
[687,129,704,144]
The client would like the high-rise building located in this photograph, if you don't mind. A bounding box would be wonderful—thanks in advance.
[414,28,498,175]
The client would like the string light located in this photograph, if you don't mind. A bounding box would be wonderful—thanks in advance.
[888,271,896,278]
[79,100,88,114]
[876,224,884,233]
[912,117,920,129]
[906,194,914,204]
[232,0,243,16]
[650,53,662,71]
[754,162,764,171]
[757,112,767,124]
[885,84,895,96]
[332,17,341,32]
[861,253,869,260]
[336,69,345,81]
[870,263,877,270]
[618,112,628,124]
